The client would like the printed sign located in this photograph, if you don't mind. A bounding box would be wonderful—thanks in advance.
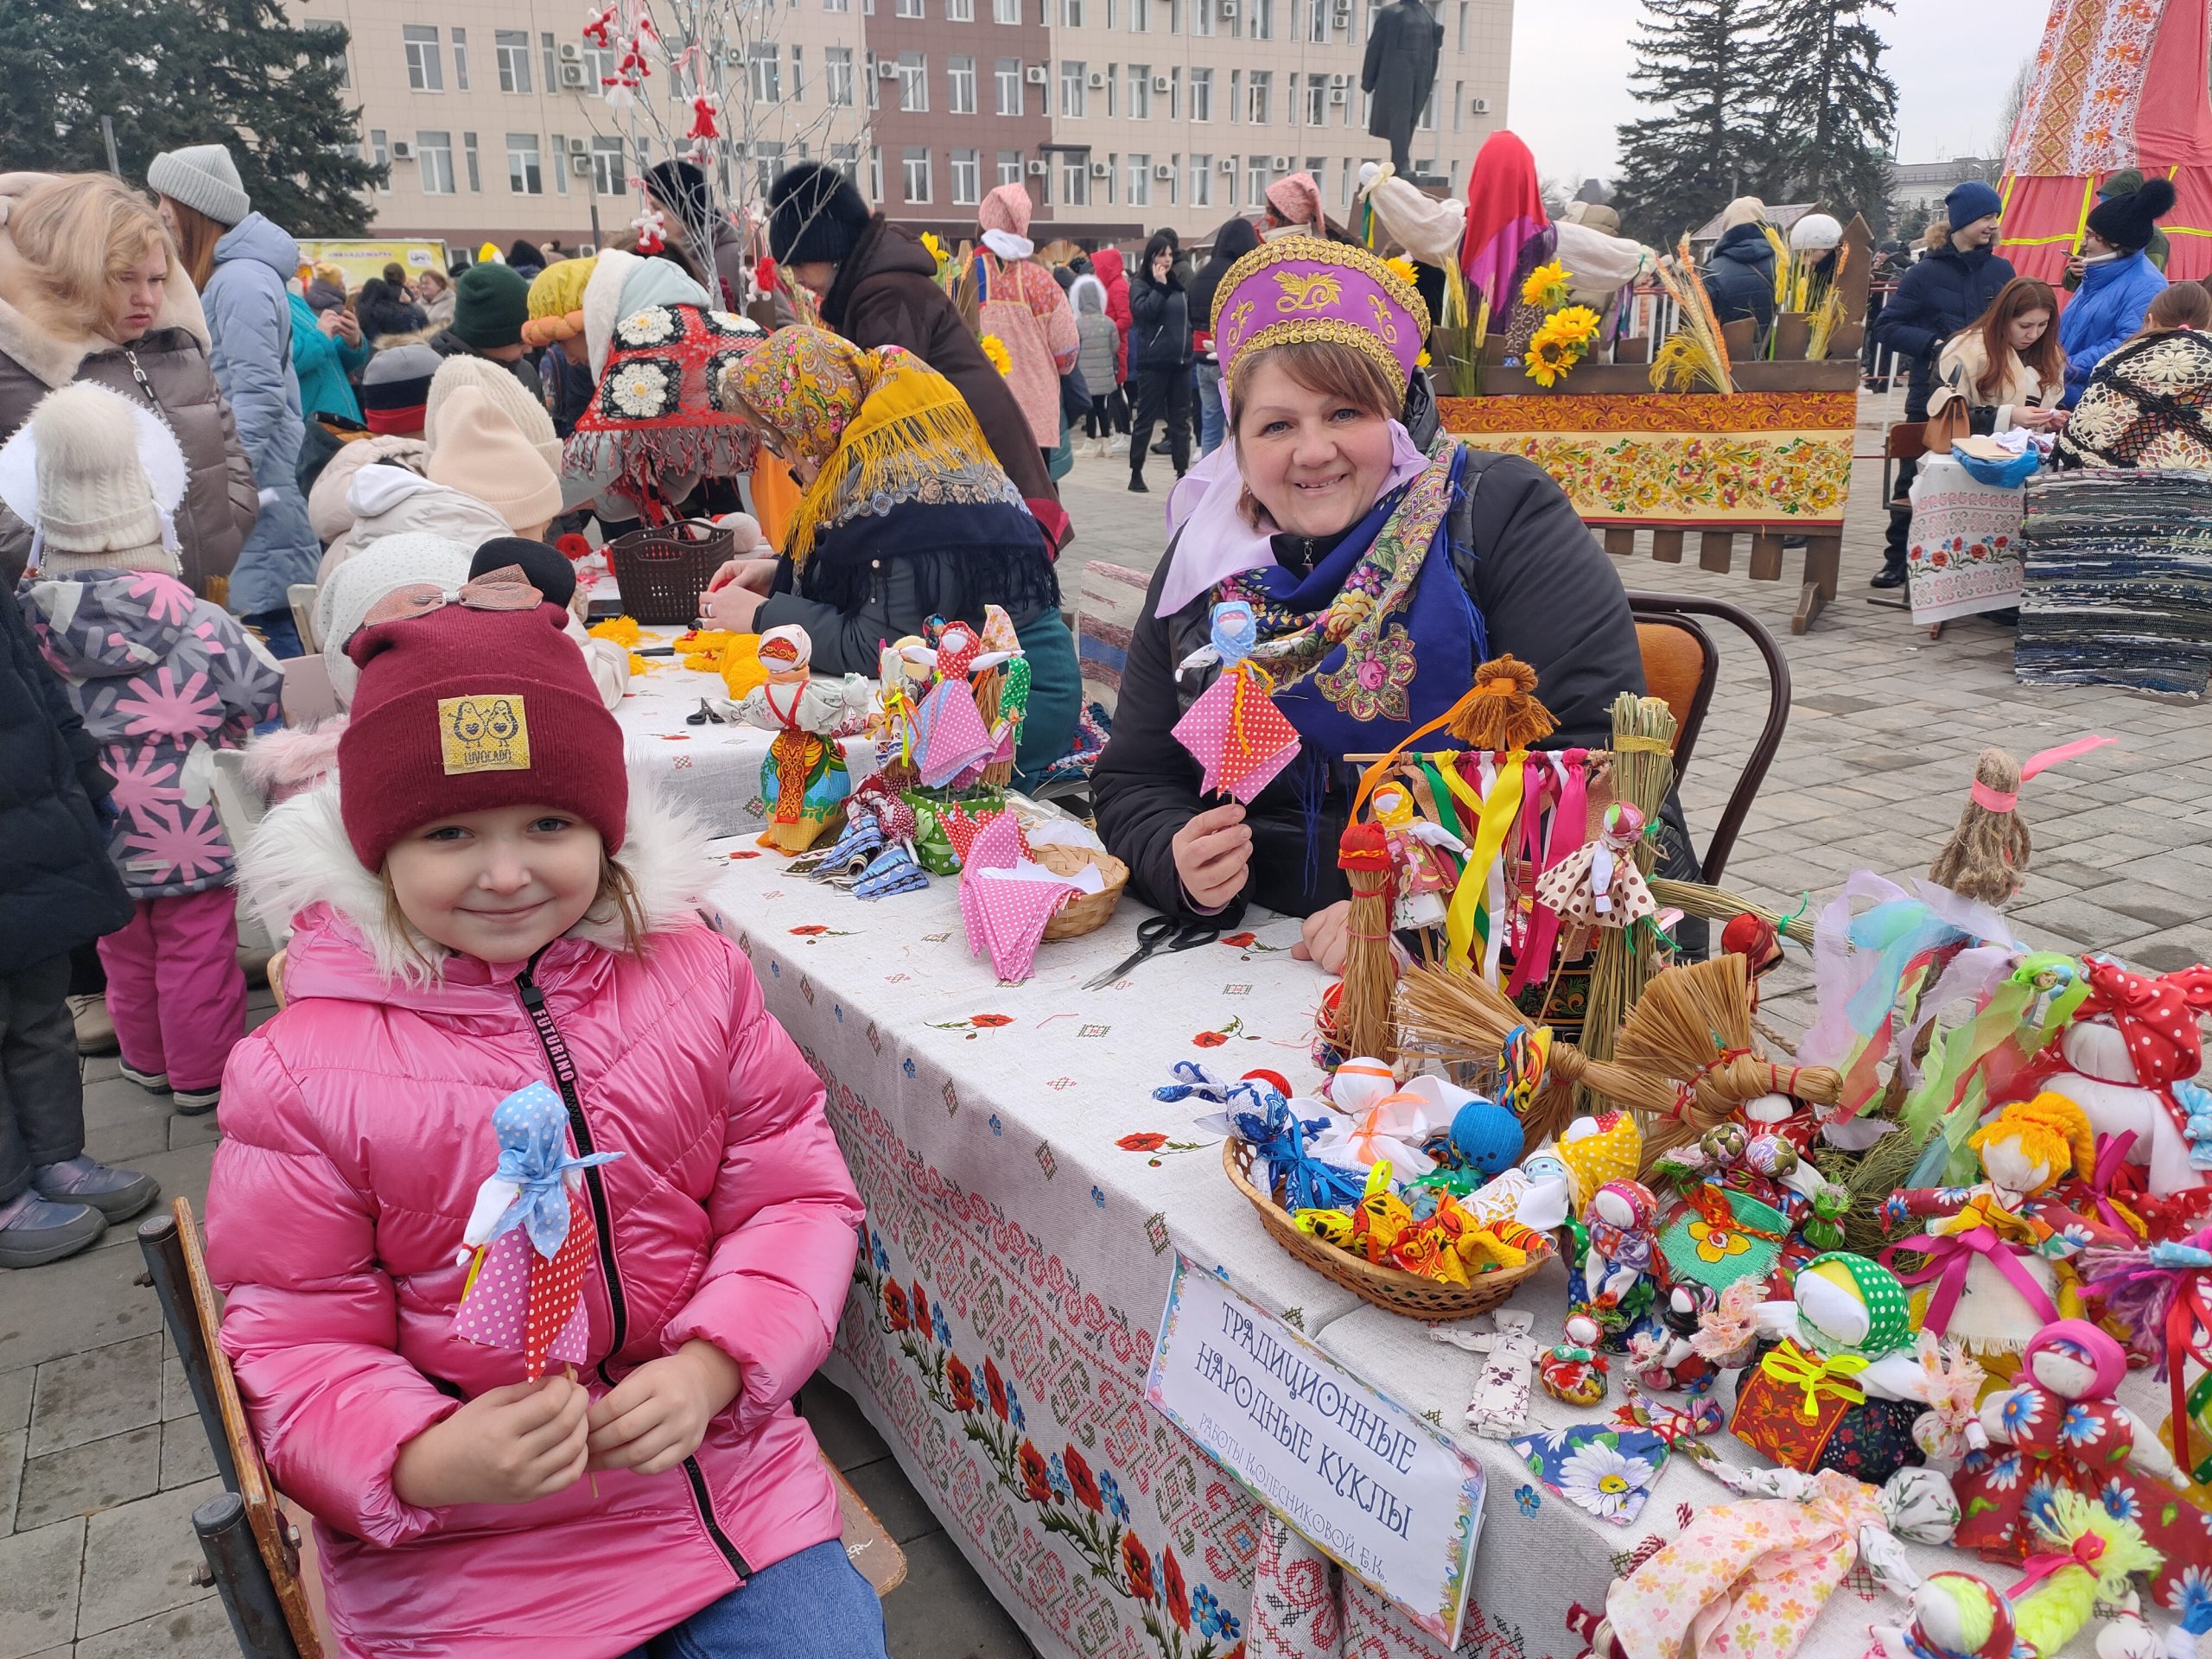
[295,238,451,291]
[439,696,531,774]
[1145,1255,1484,1645]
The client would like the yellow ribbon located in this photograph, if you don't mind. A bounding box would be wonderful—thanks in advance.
[1445,753,1524,976]
[1759,1344,1870,1422]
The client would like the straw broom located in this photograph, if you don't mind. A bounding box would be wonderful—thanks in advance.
[1580,694,1677,1066]
[1335,823,1397,1065]
[1649,878,1817,948]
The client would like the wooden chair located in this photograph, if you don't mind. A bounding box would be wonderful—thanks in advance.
[1881,420,1927,510]
[1627,591,1791,889]
[140,1199,904,1659]
[285,584,321,655]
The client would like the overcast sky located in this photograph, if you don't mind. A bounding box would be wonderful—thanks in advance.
[1508,1,2051,186]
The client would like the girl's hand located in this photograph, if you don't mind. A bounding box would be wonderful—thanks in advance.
[1291,899,1351,976]
[2013,406,2060,430]
[1172,802,1250,911]
[392,1376,590,1508]
[699,579,766,631]
[333,310,361,346]
[586,1341,744,1476]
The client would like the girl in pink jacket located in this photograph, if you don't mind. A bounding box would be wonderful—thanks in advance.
[202,591,879,1659]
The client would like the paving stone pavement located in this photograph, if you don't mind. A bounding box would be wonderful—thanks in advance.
[8,401,2202,1655]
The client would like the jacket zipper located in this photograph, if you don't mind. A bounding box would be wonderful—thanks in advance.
[511,952,751,1583]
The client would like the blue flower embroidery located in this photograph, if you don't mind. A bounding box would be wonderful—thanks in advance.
[1515,1484,1541,1516]
[988,1114,1003,1135]
[932,1305,952,1346]
[1091,1185,1106,1208]
[902,1058,917,1078]
[1047,1453,1072,1502]
[1098,1470,1132,1523]
[1007,1382,1027,1432]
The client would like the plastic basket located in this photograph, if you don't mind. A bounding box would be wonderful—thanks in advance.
[607,520,732,626]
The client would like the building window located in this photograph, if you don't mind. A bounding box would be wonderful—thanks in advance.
[1305,73,1327,124]
[1229,67,1240,122]
[369,129,391,192]
[1249,0,1271,35]
[749,43,783,102]
[1193,0,1212,33]
[825,0,850,10]
[1188,152,1211,206]
[463,130,481,191]
[1128,152,1150,205]
[403,25,442,92]
[995,57,1023,115]
[948,0,974,16]
[541,30,557,90]
[903,146,932,204]
[825,47,855,105]
[451,27,469,89]
[1420,85,1436,129]
[495,29,531,93]
[870,148,882,204]
[1246,69,1270,124]
[1306,0,1326,39]
[994,0,1020,20]
[1130,0,1150,27]
[1060,60,1085,117]
[948,55,976,113]
[1127,63,1150,118]
[951,148,981,205]
[897,0,924,14]
[1452,78,1463,130]
[307,20,349,88]
[1061,0,1083,22]
[899,51,927,111]
[791,45,804,100]
[582,44,617,86]
[997,149,1023,187]
[1339,155,1353,206]
[507,133,543,194]
[1060,154,1090,205]
[830,142,861,184]
[1457,0,1467,48]
[1189,66,1212,121]
[590,135,626,194]
[416,130,455,193]
[755,141,786,200]
[1247,154,1268,207]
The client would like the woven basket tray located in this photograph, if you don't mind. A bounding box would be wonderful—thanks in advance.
[1035,843,1128,941]
[1224,1140,1547,1321]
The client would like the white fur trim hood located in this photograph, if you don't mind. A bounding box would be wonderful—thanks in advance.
[240,770,718,986]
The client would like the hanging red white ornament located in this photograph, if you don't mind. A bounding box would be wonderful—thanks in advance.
[632,206,668,255]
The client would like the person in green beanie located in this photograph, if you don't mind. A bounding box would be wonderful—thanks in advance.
[2063,169,2171,289]
[429,262,542,404]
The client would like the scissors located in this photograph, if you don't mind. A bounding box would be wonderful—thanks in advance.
[1084,915,1223,990]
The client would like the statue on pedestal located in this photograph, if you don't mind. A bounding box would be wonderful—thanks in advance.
[1362,0,1445,176]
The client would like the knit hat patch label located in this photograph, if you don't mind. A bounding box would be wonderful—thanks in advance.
[440,696,532,774]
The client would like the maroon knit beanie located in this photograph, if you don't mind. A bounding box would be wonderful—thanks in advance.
[336,601,627,868]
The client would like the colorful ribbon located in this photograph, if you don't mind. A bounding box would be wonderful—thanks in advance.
[1967,735,2114,813]
[2011,1530,2107,1597]
[1884,1225,2060,1338]
[1446,753,1525,978]
[1758,1344,1870,1422]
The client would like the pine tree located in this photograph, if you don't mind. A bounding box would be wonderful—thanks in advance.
[1752,0,1898,232]
[0,0,384,235]
[1611,0,1775,245]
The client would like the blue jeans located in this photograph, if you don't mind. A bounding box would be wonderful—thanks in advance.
[1197,361,1226,454]
[239,607,303,660]
[618,1541,887,1659]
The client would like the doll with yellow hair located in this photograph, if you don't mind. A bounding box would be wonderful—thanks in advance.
[1879,1094,2133,1354]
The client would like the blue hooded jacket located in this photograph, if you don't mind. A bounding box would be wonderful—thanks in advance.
[1702,223,1777,330]
[2059,250,2168,406]
[1869,241,2016,404]
[201,213,321,617]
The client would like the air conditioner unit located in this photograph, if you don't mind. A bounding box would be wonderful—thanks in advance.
[391,140,415,160]
[1330,72,1347,86]
[1089,159,1109,177]
[566,135,589,154]
[1328,86,1344,104]
[1027,158,1048,175]
[571,153,594,175]
[1217,1,1236,15]
[725,45,746,65]
[1470,95,1490,113]
[876,59,901,78]
[1024,64,1048,82]
[1152,73,1170,92]
[1154,162,1174,178]
[1217,156,1236,172]
[1271,154,1290,169]
[558,62,588,87]
[1087,70,1106,88]
[558,41,582,61]
[1331,1,1350,17]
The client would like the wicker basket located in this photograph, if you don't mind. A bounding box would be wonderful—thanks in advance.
[607,520,733,626]
[1223,1140,1548,1321]
[1035,843,1128,941]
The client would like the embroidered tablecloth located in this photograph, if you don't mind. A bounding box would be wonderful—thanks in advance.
[610,632,873,839]
[1905,456,2028,624]
[701,841,2191,1659]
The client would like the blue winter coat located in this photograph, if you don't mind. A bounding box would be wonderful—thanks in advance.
[287,292,370,424]
[1701,224,1777,330]
[202,213,320,618]
[2059,251,2168,406]
[1869,243,2016,404]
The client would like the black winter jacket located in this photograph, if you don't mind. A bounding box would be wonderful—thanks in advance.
[1129,269,1192,372]
[1870,244,2017,407]
[0,594,130,972]
[1702,225,1777,331]
[1093,449,1656,925]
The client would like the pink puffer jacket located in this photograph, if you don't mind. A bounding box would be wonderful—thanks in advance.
[204,783,862,1659]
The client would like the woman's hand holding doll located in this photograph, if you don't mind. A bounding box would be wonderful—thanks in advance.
[587,1340,743,1476]
[393,1375,592,1507]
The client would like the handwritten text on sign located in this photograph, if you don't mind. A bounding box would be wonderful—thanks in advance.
[1144,1255,1484,1645]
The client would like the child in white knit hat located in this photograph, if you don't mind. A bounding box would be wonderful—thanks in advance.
[9,382,283,1116]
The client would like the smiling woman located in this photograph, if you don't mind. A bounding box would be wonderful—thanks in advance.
[1090,235,1657,971]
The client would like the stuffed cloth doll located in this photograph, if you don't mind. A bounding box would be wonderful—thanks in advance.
[726,625,872,852]
[1866,1571,2031,1659]
[1431,1308,1541,1437]
[1567,1179,1662,1351]
[1535,801,1656,934]
[1601,1463,1959,1659]
[1368,779,1469,931]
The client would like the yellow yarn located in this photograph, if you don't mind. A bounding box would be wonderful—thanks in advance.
[529,257,596,321]
[2012,1491,2160,1657]
[1970,1093,2096,1190]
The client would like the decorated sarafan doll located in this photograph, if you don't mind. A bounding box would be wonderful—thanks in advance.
[1366,779,1468,931]
[1881,1094,2129,1354]
[727,624,873,853]
[1566,1179,1662,1352]
[1533,801,1656,939]
[899,616,1024,791]
[1951,1319,2209,1610]
[1732,1253,1937,1484]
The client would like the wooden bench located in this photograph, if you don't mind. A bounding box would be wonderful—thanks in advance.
[140,1198,903,1658]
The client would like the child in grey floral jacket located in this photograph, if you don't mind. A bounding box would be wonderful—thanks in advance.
[14,384,281,1114]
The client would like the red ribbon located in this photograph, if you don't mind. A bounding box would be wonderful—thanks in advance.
[2167,1274,2212,1477]
[2010,1529,2107,1597]
[1884,1225,2059,1337]
[2083,1130,2143,1236]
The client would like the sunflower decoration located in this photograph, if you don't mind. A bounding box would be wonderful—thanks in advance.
[1523,305,1601,388]
[1520,258,1572,312]
[1384,255,1419,288]
[980,334,1013,376]
[920,231,948,269]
